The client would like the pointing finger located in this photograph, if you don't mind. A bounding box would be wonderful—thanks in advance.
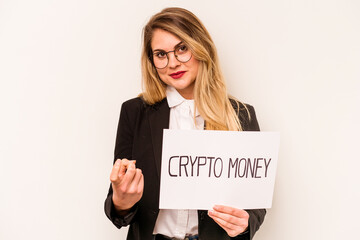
[119,158,130,177]
[120,161,137,189]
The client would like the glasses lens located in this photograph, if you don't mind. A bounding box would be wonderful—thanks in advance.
[175,45,192,63]
[153,52,168,69]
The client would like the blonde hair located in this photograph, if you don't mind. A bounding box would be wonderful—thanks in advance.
[141,7,246,131]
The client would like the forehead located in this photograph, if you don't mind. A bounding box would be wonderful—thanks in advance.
[151,28,182,51]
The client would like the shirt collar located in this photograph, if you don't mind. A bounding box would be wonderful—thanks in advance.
[166,86,200,117]
[166,85,185,108]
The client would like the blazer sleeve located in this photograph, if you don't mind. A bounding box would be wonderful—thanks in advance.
[232,103,266,240]
[104,98,142,228]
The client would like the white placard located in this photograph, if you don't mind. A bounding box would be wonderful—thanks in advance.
[159,129,280,210]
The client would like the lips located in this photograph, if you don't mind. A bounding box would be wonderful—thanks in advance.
[170,71,186,79]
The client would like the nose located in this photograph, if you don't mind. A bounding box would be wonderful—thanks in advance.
[167,51,180,68]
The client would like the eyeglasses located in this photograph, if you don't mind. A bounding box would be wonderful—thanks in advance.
[151,43,192,69]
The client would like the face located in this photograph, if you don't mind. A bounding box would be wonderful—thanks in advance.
[151,28,199,99]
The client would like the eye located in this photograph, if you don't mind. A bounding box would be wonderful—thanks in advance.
[177,45,188,53]
[154,51,166,59]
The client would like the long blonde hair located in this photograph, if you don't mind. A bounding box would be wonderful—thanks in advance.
[141,7,246,131]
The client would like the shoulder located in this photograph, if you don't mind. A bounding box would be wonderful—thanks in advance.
[122,96,167,109]
[120,96,168,118]
[229,98,255,113]
[118,97,148,125]
[229,98,260,131]
[122,97,146,109]
[229,98,255,120]
[120,96,151,115]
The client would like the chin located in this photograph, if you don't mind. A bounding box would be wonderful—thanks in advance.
[176,79,194,87]
[173,83,190,89]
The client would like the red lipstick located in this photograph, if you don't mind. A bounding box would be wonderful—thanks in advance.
[170,71,186,79]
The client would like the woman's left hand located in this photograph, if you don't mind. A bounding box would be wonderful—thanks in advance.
[208,205,249,237]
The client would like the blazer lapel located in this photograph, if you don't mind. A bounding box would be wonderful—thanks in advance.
[147,98,170,178]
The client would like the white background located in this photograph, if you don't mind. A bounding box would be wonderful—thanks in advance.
[0,0,359,239]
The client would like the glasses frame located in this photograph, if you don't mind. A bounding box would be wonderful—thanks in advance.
[150,44,192,69]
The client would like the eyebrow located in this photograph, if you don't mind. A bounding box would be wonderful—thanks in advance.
[153,41,184,52]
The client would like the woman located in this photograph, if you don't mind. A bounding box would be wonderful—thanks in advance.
[105,7,266,240]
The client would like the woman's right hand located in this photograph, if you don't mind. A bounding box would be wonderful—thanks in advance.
[110,158,144,214]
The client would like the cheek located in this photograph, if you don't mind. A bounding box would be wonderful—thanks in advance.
[157,69,167,75]
[188,58,200,75]
[156,69,169,82]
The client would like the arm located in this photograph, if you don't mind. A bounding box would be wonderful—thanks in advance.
[208,103,266,239]
[104,99,144,228]
[242,104,266,239]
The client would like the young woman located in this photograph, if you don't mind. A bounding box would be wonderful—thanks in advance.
[105,7,266,240]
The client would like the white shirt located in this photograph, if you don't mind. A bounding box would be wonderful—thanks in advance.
[152,86,204,238]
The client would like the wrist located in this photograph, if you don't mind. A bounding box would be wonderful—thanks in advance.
[112,195,132,214]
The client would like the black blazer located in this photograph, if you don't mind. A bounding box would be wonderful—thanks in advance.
[105,97,266,240]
